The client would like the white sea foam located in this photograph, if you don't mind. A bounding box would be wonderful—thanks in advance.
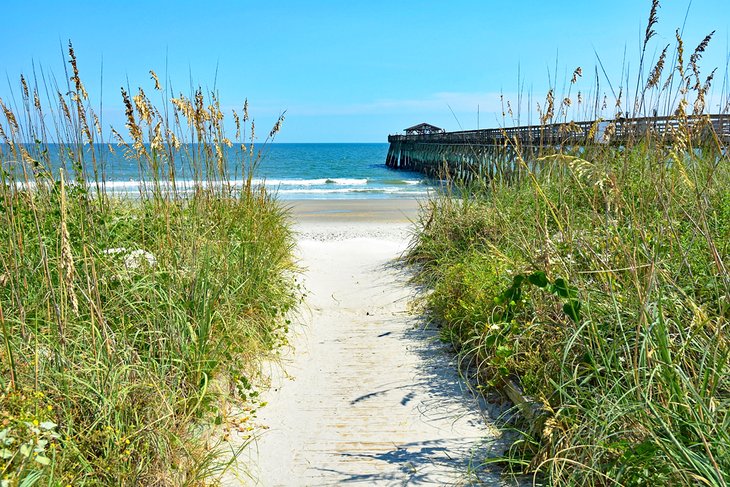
[10,177,431,199]
[254,178,369,186]
[276,188,430,195]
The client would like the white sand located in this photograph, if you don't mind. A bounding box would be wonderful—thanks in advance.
[226,200,509,486]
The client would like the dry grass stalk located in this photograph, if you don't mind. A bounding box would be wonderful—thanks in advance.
[690,31,715,90]
[676,29,685,80]
[647,45,669,89]
[269,113,285,139]
[121,87,146,155]
[57,91,73,125]
[571,67,582,84]
[67,42,88,100]
[693,68,717,115]
[233,109,241,140]
[644,0,660,47]
[150,69,161,91]
[20,75,29,99]
[615,87,623,117]
[1,45,297,485]
[540,90,555,125]
[59,170,79,317]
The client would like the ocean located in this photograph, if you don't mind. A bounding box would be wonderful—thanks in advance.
[11,143,431,200]
[247,143,430,200]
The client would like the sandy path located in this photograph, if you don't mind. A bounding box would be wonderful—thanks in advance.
[231,210,507,486]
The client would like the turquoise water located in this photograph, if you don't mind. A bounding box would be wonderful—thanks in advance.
[12,143,430,200]
[248,143,430,199]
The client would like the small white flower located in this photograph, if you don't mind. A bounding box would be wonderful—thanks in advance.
[124,249,156,270]
[104,247,156,270]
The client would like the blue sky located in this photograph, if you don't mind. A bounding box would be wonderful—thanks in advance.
[2,0,729,142]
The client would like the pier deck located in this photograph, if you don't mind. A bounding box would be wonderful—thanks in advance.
[386,114,729,179]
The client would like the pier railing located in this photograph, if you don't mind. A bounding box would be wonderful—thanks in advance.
[386,114,729,180]
[388,114,730,146]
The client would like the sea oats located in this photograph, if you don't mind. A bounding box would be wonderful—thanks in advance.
[647,45,669,89]
[540,90,554,125]
[20,75,29,99]
[57,91,73,124]
[249,120,255,157]
[68,41,88,100]
[571,67,582,84]
[690,31,715,90]
[233,109,241,140]
[151,121,164,151]
[693,68,717,115]
[92,113,102,136]
[644,0,659,47]
[33,89,42,112]
[269,113,285,138]
[133,88,153,124]
[121,88,145,153]
[675,29,685,79]
[149,69,161,90]
[0,100,19,136]
[587,118,603,140]
[0,121,8,145]
[59,171,79,316]
[603,122,616,142]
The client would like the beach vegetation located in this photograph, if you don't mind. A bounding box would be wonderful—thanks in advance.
[407,4,729,485]
[0,44,296,484]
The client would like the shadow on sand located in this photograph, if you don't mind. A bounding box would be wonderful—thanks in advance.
[309,261,520,486]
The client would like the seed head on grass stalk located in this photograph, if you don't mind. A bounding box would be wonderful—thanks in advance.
[570,67,582,84]
[150,69,161,91]
[404,3,729,483]
[689,31,715,90]
[540,90,555,125]
[59,170,79,317]
[647,45,669,90]
[0,45,299,484]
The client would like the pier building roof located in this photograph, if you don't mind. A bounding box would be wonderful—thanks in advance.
[404,123,445,135]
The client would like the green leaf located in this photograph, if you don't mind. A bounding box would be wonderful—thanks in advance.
[496,345,513,358]
[0,448,13,459]
[563,300,582,321]
[34,455,51,466]
[527,271,549,288]
[20,442,32,457]
[551,278,578,299]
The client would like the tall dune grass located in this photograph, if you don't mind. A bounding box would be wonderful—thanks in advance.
[0,44,297,485]
[407,5,729,486]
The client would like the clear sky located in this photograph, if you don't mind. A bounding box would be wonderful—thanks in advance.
[2,0,729,142]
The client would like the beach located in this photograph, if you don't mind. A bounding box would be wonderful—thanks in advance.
[229,198,506,486]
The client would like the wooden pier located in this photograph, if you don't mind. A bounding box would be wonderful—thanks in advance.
[386,114,730,181]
